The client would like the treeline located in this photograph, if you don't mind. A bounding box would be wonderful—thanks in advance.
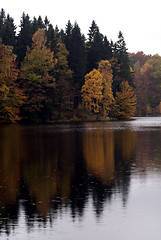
[0,8,160,123]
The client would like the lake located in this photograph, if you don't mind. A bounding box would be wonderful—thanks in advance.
[0,117,161,240]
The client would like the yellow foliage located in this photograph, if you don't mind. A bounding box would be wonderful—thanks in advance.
[81,69,103,113]
[81,60,114,116]
[0,39,25,122]
[140,62,153,75]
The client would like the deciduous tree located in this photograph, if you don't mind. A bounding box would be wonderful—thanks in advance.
[20,28,56,122]
[98,60,114,116]
[0,39,25,122]
[81,69,103,114]
[114,81,136,119]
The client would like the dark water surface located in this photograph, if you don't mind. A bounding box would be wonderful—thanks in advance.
[0,117,161,240]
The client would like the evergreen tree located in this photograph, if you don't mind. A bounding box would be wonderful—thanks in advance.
[46,23,56,51]
[54,42,73,119]
[103,36,112,60]
[87,20,99,43]
[63,20,73,50]
[32,16,39,33]
[16,13,33,65]
[37,16,44,28]
[68,22,86,86]
[86,21,104,73]
[31,16,44,34]
[2,14,16,51]
[64,21,87,107]
[112,31,133,94]
[44,16,50,31]
[0,8,6,38]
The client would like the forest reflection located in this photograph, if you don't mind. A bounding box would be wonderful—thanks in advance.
[0,123,161,234]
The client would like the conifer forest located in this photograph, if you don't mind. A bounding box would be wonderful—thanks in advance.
[0,8,161,123]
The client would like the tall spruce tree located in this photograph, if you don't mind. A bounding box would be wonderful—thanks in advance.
[112,31,133,94]
[103,36,112,60]
[64,21,86,107]
[2,14,16,51]
[46,23,56,51]
[86,21,104,73]
[16,13,33,65]
[63,20,73,50]
[0,8,5,38]
[68,22,86,86]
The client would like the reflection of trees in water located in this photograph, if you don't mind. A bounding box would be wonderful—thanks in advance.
[114,130,137,206]
[0,125,22,235]
[0,124,137,234]
[135,130,161,175]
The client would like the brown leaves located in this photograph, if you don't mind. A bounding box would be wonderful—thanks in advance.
[0,39,25,122]
[115,81,136,119]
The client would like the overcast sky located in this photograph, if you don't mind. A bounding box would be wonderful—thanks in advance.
[2,0,161,55]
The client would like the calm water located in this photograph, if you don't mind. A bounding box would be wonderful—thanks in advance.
[0,117,161,240]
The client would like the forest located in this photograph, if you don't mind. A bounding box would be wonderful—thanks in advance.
[0,8,161,123]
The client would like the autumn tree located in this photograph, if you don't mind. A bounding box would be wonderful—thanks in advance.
[0,39,25,122]
[81,69,103,114]
[134,62,153,115]
[146,55,161,111]
[98,60,114,116]
[114,81,136,119]
[20,28,56,123]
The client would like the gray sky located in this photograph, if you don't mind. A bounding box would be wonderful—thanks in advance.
[2,0,161,55]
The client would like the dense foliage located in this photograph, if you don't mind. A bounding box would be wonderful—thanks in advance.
[0,8,160,122]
